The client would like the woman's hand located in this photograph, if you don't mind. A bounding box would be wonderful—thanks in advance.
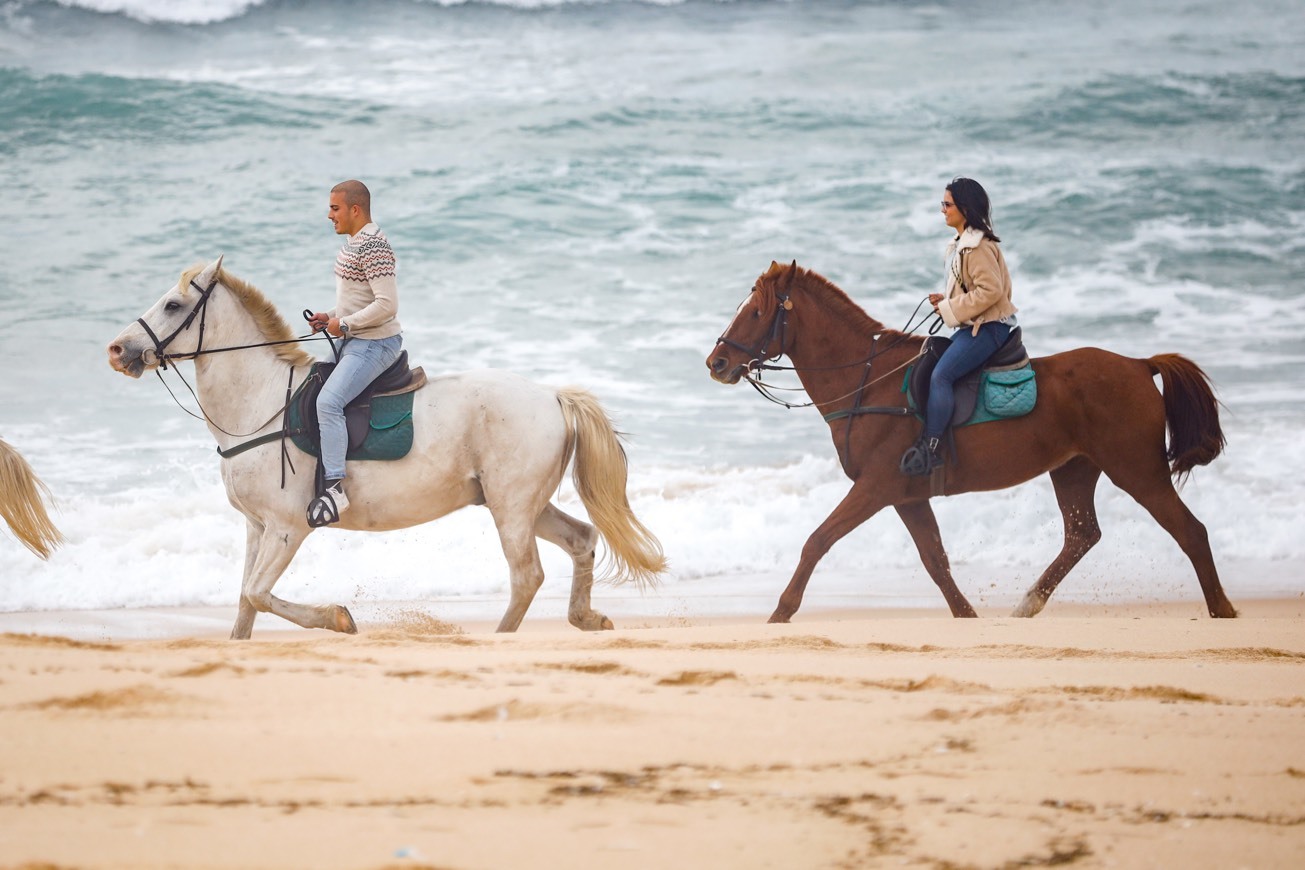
[928,293,944,311]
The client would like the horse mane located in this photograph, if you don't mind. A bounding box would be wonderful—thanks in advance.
[179,264,316,367]
[759,261,908,343]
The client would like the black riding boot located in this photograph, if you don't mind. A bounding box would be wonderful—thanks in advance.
[900,435,943,477]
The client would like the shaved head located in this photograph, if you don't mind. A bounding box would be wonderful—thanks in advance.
[330,179,372,215]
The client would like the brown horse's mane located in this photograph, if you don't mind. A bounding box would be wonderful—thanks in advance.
[759,261,912,345]
[179,263,316,368]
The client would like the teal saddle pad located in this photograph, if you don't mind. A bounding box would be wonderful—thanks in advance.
[286,366,415,462]
[902,361,1038,428]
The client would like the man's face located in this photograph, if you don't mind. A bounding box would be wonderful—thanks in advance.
[328,192,365,236]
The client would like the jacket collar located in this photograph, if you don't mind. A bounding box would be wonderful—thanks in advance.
[946,226,987,258]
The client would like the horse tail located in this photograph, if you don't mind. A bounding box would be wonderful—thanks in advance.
[555,387,667,589]
[1146,354,1226,482]
[0,437,64,560]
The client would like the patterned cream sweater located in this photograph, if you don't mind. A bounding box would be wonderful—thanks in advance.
[331,222,402,339]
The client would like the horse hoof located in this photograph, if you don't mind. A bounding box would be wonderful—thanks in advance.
[767,613,792,624]
[333,605,358,634]
[570,612,614,631]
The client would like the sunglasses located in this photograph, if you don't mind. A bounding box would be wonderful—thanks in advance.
[940,201,958,210]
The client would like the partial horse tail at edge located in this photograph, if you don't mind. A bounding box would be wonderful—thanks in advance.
[0,437,65,560]
[555,387,667,589]
[1146,354,1226,482]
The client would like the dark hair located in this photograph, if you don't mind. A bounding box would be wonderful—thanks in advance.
[946,177,1000,243]
[331,179,372,214]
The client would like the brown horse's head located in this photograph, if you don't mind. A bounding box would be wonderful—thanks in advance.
[706,260,799,384]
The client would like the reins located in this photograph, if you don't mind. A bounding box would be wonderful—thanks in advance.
[732,295,941,412]
[141,278,337,470]
[717,280,948,469]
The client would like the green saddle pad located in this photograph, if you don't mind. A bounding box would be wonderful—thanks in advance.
[286,383,415,462]
[902,361,1037,428]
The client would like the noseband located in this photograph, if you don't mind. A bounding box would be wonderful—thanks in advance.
[136,276,219,370]
[716,287,793,371]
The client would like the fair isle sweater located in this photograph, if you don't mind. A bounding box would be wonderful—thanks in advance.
[331,222,402,340]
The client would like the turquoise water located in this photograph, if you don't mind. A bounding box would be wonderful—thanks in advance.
[1,0,1302,614]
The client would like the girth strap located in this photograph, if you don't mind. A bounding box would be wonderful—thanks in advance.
[823,406,912,423]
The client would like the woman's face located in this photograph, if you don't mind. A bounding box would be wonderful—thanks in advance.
[941,190,966,232]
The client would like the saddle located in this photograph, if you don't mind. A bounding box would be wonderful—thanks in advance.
[288,350,427,460]
[905,326,1034,429]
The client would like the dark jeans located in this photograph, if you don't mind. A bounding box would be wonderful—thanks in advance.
[924,321,1013,440]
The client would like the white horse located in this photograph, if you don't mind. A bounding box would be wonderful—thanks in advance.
[0,437,64,559]
[107,257,666,639]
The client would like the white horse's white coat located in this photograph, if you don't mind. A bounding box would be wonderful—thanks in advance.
[107,258,665,638]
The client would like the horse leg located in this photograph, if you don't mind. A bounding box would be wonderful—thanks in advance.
[535,504,611,631]
[1104,463,1237,618]
[770,481,888,623]
[492,509,548,633]
[893,502,977,617]
[235,525,357,637]
[230,518,264,639]
[1013,457,1103,617]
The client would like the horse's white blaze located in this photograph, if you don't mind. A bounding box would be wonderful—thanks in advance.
[108,258,666,637]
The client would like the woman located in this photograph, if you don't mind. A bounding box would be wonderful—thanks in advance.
[900,177,1018,476]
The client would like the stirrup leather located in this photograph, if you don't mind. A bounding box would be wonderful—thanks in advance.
[306,489,343,528]
[900,436,942,477]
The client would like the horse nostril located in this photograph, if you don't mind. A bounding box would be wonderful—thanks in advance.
[710,356,726,373]
[108,344,122,358]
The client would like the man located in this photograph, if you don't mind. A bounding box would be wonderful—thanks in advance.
[305,179,404,526]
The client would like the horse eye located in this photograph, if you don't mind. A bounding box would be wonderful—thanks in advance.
[165,300,182,312]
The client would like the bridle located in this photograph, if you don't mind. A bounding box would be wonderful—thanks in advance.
[714,284,793,374]
[135,275,334,448]
[136,275,220,370]
[715,280,943,471]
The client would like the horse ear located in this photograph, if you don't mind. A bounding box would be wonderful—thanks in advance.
[195,255,224,288]
[786,260,798,287]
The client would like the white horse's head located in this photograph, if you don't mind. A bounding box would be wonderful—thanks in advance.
[108,256,224,378]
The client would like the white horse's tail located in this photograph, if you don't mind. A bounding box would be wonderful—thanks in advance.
[0,438,64,560]
[555,388,667,589]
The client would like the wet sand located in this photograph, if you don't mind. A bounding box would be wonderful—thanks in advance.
[1,598,1303,869]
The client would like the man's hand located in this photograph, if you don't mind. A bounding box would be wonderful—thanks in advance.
[325,317,344,338]
[307,312,330,333]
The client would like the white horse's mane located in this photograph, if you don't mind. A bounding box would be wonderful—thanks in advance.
[179,263,316,367]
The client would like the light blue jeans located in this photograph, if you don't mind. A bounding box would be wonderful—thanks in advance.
[316,333,404,481]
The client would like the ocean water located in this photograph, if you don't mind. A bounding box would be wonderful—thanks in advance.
[1,0,1303,621]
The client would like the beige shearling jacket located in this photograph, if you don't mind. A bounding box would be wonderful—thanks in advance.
[936,226,1017,335]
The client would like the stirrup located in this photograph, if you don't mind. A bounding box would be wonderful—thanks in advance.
[306,488,343,528]
[900,436,942,477]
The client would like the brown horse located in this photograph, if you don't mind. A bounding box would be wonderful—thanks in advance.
[706,261,1235,620]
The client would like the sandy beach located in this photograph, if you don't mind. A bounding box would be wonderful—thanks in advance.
[1,596,1303,869]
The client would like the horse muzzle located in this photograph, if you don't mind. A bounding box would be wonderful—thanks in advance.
[706,351,748,385]
[106,341,151,378]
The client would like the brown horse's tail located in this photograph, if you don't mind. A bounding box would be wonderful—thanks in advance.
[555,387,667,589]
[0,437,64,560]
[1146,354,1225,482]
